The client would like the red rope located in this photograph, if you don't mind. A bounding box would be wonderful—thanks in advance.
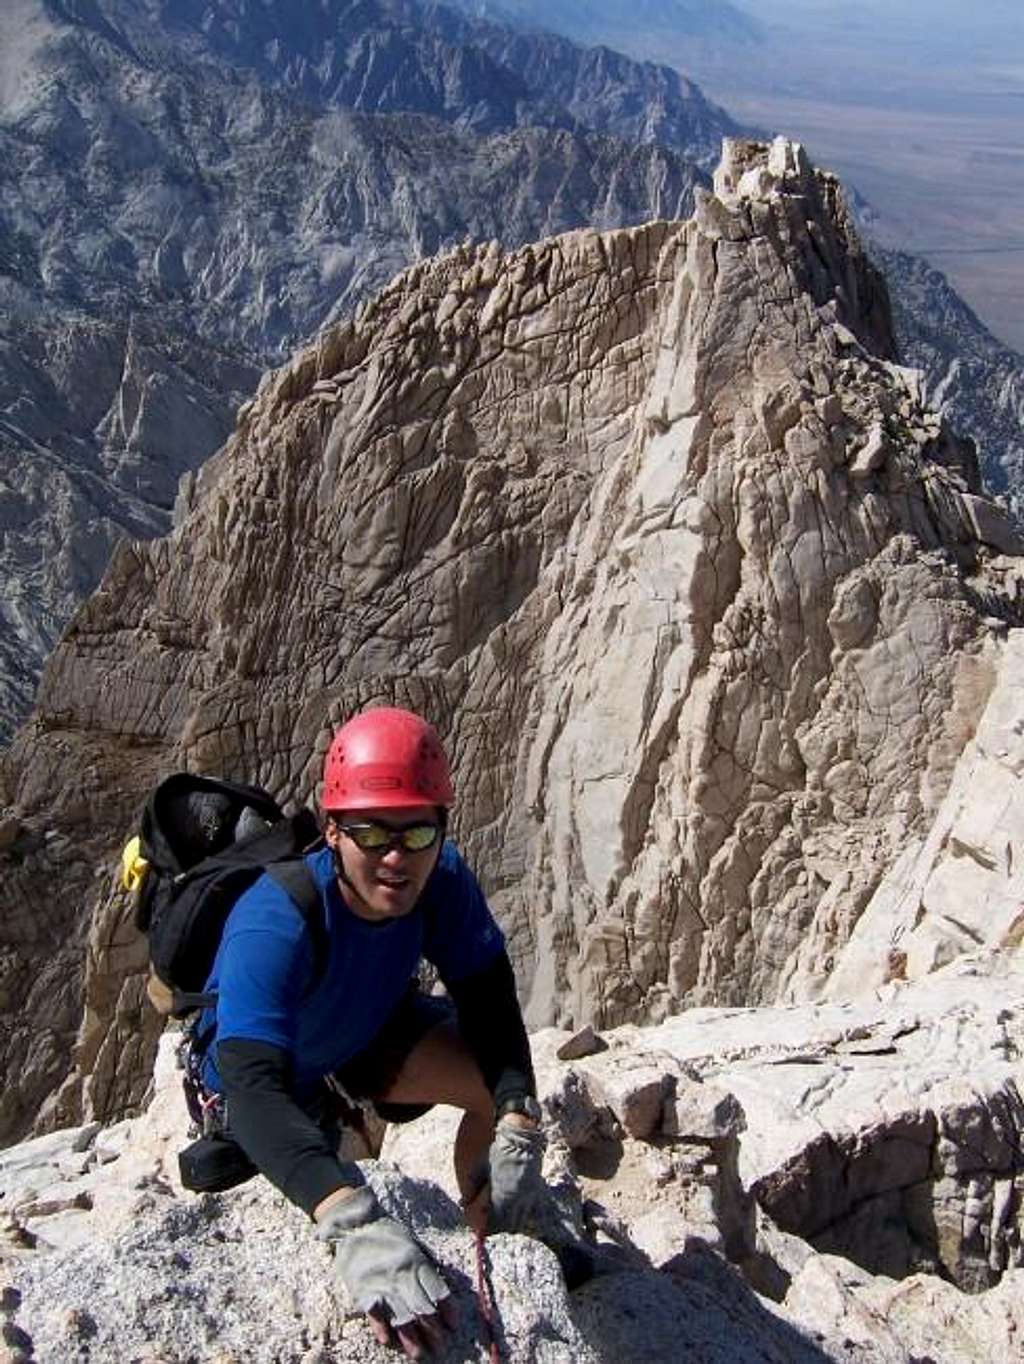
[474,1230,501,1364]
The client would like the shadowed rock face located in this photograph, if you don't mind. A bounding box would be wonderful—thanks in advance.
[0,313,261,733]
[1,137,1023,1144]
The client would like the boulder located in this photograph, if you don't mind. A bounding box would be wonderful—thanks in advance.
[5,988,1024,1362]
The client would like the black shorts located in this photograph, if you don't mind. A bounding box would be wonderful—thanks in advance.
[331,986,454,1123]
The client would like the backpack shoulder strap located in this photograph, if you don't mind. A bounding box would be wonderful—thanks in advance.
[174,859,327,1016]
[266,860,329,995]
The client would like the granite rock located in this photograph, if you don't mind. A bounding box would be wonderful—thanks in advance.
[5,979,1022,1364]
[0,0,722,742]
[2,134,1023,1144]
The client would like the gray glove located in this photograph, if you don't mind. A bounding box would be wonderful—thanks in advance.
[487,1120,548,1234]
[318,1186,450,1328]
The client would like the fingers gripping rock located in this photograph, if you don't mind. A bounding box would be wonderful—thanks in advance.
[318,1187,449,1327]
[337,1218,449,1326]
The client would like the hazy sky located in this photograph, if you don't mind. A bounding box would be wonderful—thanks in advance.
[738,0,1024,80]
[701,1,1024,349]
[500,0,1023,345]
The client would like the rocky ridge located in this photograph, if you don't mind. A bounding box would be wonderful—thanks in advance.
[0,0,735,742]
[163,0,740,168]
[2,953,1022,1361]
[1,135,1022,1146]
[4,0,1020,753]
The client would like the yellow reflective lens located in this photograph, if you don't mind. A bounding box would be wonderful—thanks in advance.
[351,823,390,849]
[402,824,439,852]
[341,821,440,853]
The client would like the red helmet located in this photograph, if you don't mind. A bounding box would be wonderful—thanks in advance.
[322,707,454,812]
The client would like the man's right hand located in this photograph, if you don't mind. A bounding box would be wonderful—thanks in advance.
[317,1185,456,1360]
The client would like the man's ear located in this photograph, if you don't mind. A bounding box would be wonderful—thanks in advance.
[323,815,341,849]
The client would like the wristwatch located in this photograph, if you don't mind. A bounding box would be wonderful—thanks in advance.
[496,1094,543,1123]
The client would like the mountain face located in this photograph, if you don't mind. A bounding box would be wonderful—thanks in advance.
[0,0,737,743]
[3,0,1018,757]
[146,0,741,167]
[877,246,1024,523]
[1,137,1021,1145]
[446,0,765,52]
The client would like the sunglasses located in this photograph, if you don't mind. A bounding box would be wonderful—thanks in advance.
[334,819,442,855]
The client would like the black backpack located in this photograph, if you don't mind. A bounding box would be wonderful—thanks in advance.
[126,773,333,1193]
[130,773,327,1018]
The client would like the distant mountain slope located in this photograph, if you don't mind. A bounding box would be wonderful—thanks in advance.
[446,0,764,51]
[0,311,259,729]
[1,0,729,741]
[45,0,741,166]
[878,246,1024,523]
[444,0,1024,516]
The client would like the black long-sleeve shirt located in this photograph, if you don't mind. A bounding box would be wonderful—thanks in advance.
[218,949,534,1215]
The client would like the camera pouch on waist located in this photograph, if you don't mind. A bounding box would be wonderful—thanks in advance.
[178,1134,257,1193]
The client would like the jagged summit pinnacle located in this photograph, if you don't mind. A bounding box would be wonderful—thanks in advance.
[1,138,1020,1148]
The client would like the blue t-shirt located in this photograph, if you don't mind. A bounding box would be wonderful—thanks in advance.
[200,841,503,1097]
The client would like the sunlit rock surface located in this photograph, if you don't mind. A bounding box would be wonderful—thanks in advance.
[4,969,1022,1363]
[1,137,1022,1146]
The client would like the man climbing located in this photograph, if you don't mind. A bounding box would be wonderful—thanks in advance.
[198,706,546,1359]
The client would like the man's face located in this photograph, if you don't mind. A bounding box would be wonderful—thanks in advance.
[324,804,443,921]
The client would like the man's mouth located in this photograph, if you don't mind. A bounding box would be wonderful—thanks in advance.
[376,874,410,889]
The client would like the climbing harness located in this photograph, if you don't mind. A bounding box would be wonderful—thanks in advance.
[178,1027,229,1136]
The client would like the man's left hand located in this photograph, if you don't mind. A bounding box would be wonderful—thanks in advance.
[483,1113,547,1234]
